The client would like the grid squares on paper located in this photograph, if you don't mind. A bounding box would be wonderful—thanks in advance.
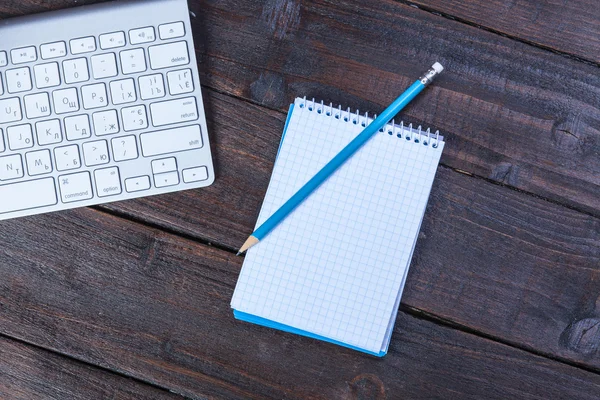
[231,98,445,353]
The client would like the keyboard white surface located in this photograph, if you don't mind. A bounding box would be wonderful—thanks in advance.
[0,0,214,221]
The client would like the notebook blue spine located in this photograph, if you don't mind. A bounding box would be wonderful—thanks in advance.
[233,310,386,357]
[232,103,387,357]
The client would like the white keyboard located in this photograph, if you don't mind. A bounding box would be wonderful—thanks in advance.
[0,0,215,221]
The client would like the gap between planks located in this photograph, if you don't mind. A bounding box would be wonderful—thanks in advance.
[393,0,600,70]
[401,305,600,376]
[0,330,193,400]
[199,83,600,221]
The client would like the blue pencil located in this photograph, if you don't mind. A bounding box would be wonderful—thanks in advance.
[238,62,444,255]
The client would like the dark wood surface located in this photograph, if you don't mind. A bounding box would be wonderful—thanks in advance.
[0,335,183,400]
[0,0,599,398]
[412,0,600,64]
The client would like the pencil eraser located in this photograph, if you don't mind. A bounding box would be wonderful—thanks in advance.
[432,62,444,73]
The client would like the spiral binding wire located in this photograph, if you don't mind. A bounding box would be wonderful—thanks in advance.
[298,98,441,148]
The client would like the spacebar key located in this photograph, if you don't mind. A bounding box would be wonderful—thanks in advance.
[141,125,203,157]
[0,178,58,214]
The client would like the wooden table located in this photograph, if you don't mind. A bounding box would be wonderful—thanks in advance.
[1,0,599,398]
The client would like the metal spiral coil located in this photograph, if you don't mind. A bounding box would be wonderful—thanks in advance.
[298,98,441,148]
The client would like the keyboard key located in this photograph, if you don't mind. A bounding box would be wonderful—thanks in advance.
[83,140,110,167]
[6,67,32,93]
[91,53,118,79]
[112,135,139,162]
[55,144,81,171]
[151,157,177,174]
[129,27,156,45]
[0,98,22,124]
[122,105,148,131]
[125,175,151,192]
[0,51,7,67]
[140,125,202,157]
[110,78,136,105]
[11,46,37,64]
[154,171,179,188]
[24,93,51,119]
[63,58,89,84]
[93,110,120,136]
[159,22,185,39]
[26,149,53,176]
[150,97,197,126]
[183,166,209,183]
[35,119,62,145]
[53,88,80,114]
[95,167,122,197]
[120,48,147,74]
[82,83,108,109]
[65,115,91,141]
[0,154,24,180]
[58,172,93,203]
[7,124,34,150]
[0,178,57,214]
[40,41,67,59]
[0,129,4,152]
[0,74,3,96]
[139,74,165,100]
[34,62,61,88]
[167,69,194,95]
[70,37,96,55]
[100,32,126,49]
[148,41,189,70]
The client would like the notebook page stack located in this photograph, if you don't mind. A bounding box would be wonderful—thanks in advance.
[231,98,445,356]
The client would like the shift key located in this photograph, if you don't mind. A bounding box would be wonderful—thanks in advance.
[150,97,198,127]
[141,125,203,157]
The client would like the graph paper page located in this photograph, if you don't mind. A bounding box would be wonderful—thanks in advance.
[231,98,444,353]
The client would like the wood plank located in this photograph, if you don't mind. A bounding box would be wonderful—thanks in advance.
[189,0,600,214]
[0,0,102,17]
[409,0,600,64]
[0,208,600,399]
[0,335,182,400]
[406,166,600,365]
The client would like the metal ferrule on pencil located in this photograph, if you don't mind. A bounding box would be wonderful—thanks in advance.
[419,65,443,86]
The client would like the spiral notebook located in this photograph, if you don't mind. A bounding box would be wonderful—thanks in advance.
[231,98,445,356]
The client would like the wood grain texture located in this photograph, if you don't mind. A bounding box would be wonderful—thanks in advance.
[410,0,600,64]
[190,0,600,214]
[0,335,181,400]
[406,166,600,366]
[0,0,104,18]
[0,208,600,399]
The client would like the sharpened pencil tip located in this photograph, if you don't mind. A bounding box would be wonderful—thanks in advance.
[238,235,260,255]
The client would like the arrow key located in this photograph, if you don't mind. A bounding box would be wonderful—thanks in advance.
[182,166,208,183]
[125,176,151,193]
[151,157,176,174]
[154,171,179,188]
